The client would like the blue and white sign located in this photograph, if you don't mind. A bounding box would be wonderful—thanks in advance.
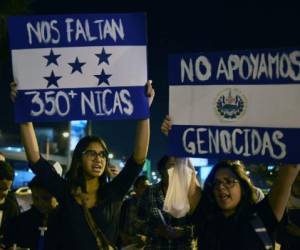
[168,48,300,163]
[9,13,148,122]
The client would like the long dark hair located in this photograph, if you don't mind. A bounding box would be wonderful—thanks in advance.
[157,155,171,175]
[0,161,14,180]
[65,136,109,193]
[202,160,258,219]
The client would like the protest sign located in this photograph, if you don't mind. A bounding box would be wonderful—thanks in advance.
[9,13,148,122]
[169,48,300,163]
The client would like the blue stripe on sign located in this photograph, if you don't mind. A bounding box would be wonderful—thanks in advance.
[14,86,149,122]
[168,48,300,85]
[8,13,147,49]
[168,125,300,163]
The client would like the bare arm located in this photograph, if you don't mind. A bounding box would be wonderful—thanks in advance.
[133,119,150,164]
[11,82,69,201]
[20,121,69,201]
[133,80,154,164]
[11,82,40,164]
[20,122,40,164]
[268,164,300,221]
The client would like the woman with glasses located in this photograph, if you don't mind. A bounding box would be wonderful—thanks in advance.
[277,173,300,250]
[195,160,299,250]
[161,115,300,250]
[10,81,154,250]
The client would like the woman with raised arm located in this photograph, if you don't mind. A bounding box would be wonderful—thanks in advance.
[11,81,154,250]
[161,115,300,250]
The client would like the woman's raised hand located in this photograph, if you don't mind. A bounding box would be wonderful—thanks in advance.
[146,80,155,108]
[10,81,18,103]
[161,115,172,136]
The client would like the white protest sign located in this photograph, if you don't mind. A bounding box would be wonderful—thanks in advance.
[9,13,148,122]
[168,49,300,163]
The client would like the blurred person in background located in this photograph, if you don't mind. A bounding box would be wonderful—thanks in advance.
[138,156,200,250]
[119,175,150,249]
[3,176,60,250]
[0,161,20,246]
[277,173,300,250]
[106,163,121,181]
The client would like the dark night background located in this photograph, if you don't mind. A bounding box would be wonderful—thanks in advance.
[0,0,299,166]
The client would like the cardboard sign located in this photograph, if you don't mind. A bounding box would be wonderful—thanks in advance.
[9,13,148,122]
[168,48,300,163]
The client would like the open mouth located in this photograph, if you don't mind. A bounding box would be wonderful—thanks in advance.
[218,193,230,202]
[92,165,103,173]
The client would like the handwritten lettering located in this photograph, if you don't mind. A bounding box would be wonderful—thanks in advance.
[27,20,60,45]
[182,127,286,160]
[81,89,133,116]
[217,52,300,81]
[180,51,300,83]
[26,18,125,45]
[181,56,212,82]
[25,89,133,118]
[65,18,125,43]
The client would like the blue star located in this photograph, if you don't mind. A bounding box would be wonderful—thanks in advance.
[43,49,61,66]
[94,69,111,86]
[44,70,62,88]
[95,48,112,65]
[68,57,86,74]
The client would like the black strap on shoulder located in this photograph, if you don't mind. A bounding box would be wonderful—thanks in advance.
[249,213,273,250]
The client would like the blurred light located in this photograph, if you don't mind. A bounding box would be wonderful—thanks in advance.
[71,120,87,127]
[153,176,157,180]
[4,146,23,152]
[62,132,70,138]
[246,171,250,175]
[119,162,125,168]
[200,166,213,182]
[108,153,114,159]
[70,120,88,150]
[151,171,156,176]
[189,158,208,167]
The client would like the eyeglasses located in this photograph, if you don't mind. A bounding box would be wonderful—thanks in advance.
[82,149,108,160]
[212,178,239,189]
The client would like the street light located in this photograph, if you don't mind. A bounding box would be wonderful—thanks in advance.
[62,132,70,138]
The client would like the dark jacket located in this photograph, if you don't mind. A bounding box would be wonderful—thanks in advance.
[3,206,61,250]
[0,192,20,238]
[30,156,142,250]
